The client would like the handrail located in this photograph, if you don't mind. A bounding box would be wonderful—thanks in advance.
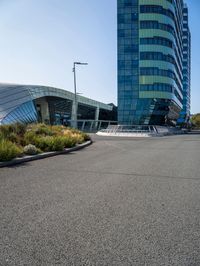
[100,125,157,134]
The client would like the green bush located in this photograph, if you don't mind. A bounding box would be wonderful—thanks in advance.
[36,135,78,151]
[0,124,13,139]
[13,123,26,136]
[69,127,82,135]
[0,123,26,137]
[62,136,76,148]
[34,136,53,152]
[0,123,26,145]
[0,123,88,157]
[0,140,22,162]
[81,132,90,141]
[24,131,39,145]
[191,114,200,129]
[51,125,63,135]
[51,136,65,151]
[71,134,84,144]
[35,136,66,152]
[0,132,4,141]
[28,123,54,136]
[7,132,19,143]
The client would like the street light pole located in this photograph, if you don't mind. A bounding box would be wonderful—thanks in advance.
[72,62,88,129]
[73,62,77,129]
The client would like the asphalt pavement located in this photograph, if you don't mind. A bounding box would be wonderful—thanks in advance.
[0,133,200,265]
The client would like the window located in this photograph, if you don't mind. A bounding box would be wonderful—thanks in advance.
[140,52,182,83]
[140,21,175,36]
[140,5,174,21]
[140,36,173,48]
[140,67,182,92]
[140,83,173,93]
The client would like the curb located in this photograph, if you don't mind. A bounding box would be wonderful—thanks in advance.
[0,140,92,168]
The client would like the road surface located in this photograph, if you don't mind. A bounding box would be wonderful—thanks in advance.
[0,133,200,265]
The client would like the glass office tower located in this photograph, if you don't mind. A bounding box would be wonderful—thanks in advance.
[117,0,191,125]
[178,4,191,124]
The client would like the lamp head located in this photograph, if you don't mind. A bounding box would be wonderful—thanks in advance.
[74,62,88,65]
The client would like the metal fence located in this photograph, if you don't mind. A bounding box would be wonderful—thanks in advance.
[100,125,157,134]
[68,120,118,132]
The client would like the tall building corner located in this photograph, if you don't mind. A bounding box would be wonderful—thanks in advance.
[117,0,191,126]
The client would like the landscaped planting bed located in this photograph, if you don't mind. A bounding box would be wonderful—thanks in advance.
[0,123,90,162]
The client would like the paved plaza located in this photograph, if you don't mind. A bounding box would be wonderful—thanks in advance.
[0,133,200,265]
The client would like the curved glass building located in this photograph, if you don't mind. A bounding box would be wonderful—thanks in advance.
[118,0,191,125]
[0,84,113,125]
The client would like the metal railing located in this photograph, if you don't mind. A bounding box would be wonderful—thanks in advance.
[98,125,188,136]
[68,120,117,132]
[100,125,157,134]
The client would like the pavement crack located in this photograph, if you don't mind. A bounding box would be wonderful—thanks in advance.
[65,169,200,182]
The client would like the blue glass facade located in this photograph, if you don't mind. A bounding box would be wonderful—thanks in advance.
[117,0,191,126]
[118,0,139,125]
[2,101,37,125]
[0,84,113,125]
[178,4,191,124]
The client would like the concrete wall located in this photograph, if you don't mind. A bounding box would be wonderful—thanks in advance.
[35,98,50,123]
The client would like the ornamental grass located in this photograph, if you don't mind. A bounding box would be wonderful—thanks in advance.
[0,123,90,162]
[0,139,22,162]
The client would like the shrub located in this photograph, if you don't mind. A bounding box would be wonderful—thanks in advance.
[13,123,26,136]
[23,144,38,155]
[7,132,19,143]
[191,114,200,129]
[24,131,39,145]
[0,132,4,141]
[33,124,54,136]
[0,123,88,157]
[68,128,81,134]
[0,123,26,144]
[62,136,76,148]
[34,136,54,152]
[80,132,90,141]
[34,136,66,152]
[63,131,71,137]
[72,133,84,144]
[0,140,22,162]
[51,125,63,135]
[0,124,13,139]
[51,136,65,151]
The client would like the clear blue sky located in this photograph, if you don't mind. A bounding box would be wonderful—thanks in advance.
[0,0,199,113]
